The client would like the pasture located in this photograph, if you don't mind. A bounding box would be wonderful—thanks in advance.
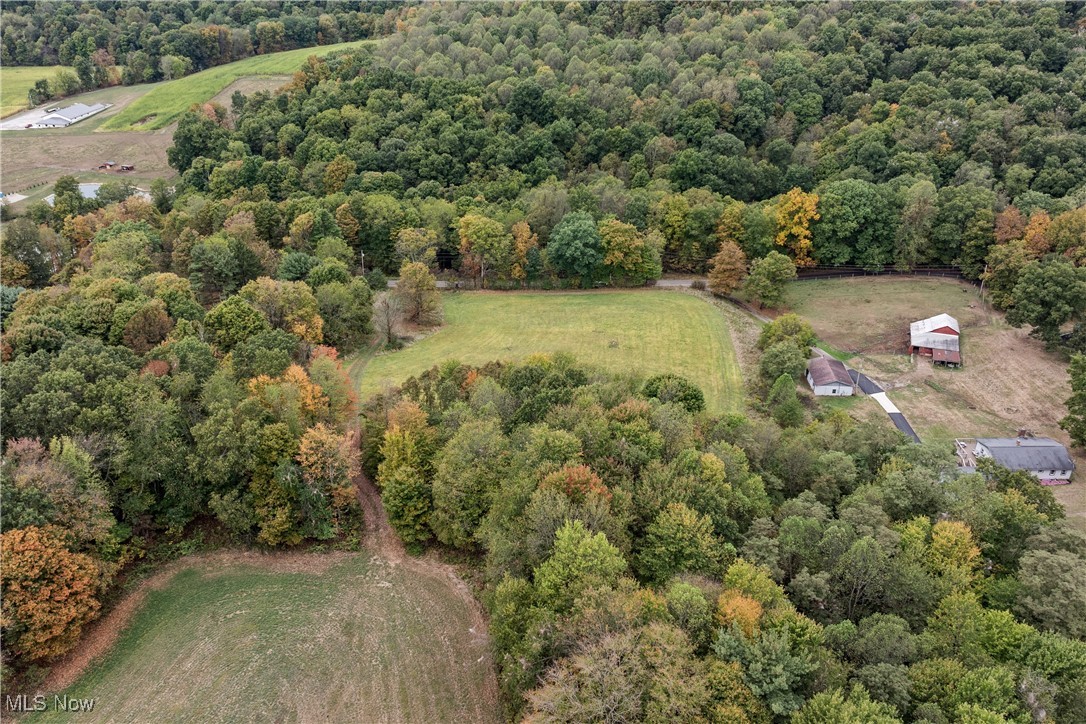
[30,554,499,724]
[0,66,69,117]
[101,40,369,131]
[786,276,1083,527]
[359,290,744,413]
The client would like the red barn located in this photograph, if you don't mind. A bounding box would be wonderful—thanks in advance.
[910,313,961,366]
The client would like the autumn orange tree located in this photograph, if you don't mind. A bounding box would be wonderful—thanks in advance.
[1023,210,1052,256]
[1,526,102,662]
[708,240,748,296]
[297,423,360,528]
[774,188,819,267]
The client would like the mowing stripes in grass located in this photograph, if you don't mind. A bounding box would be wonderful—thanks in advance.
[30,556,498,724]
[359,291,743,413]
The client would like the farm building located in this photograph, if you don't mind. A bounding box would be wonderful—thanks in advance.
[806,357,854,396]
[974,437,1075,483]
[32,102,110,128]
[43,183,151,207]
[910,313,961,366]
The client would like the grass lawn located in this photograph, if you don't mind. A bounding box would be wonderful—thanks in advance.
[102,41,369,131]
[0,66,68,117]
[30,555,498,723]
[786,277,987,355]
[359,291,744,413]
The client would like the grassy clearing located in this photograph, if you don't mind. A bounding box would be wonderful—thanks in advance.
[786,277,987,354]
[360,291,744,413]
[788,276,1083,526]
[102,41,369,131]
[31,555,498,724]
[0,66,68,117]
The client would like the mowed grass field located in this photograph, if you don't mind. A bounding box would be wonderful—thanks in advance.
[31,555,498,724]
[786,276,1083,528]
[0,66,69,117]
[102,40,369,131]
[360,291,743,413]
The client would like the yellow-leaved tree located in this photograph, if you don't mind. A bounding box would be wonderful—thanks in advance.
[774,188,820,267]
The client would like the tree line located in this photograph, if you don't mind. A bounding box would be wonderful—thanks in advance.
[147,2,1084,307]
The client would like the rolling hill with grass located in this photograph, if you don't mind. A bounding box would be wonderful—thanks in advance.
[30,554,498,724]
[101,41,370,131]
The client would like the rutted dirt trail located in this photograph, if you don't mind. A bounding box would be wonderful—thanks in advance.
[350,430,500,711]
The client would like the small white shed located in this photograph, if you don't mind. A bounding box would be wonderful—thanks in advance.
[806,358,854,396]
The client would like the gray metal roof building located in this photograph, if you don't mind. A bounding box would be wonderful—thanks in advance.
[33,102,110,128]
[975,437,1075,480]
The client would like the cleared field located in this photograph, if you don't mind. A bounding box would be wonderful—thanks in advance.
[0,66,68,117]
[360,291,744,413]
[102,41,368,131]
[211,75,292,108]
[0,84,173,198]
[30,554,499,724]
[786,277,988,355]
[788,277,1083,527]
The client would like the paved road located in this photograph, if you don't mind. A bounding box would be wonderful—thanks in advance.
[848,368,884,396]
[387,278,701,290]
[887,413,921,442]
[386,279,452,289]
[843,368,920,442]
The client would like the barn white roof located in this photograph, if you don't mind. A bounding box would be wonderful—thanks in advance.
[910,313,959,335]
[38,103,109,125]
[910,313,960,350]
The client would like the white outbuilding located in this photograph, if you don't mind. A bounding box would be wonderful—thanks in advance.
[32,102,110,128]
[806,357,854,396]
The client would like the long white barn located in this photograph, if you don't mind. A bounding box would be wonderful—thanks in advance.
[32,102,110,128]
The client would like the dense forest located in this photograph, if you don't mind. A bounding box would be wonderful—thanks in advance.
[1,1,400,75]
[364,355,1086,722]
[2,1,1086,718]
[133,2,1086,315]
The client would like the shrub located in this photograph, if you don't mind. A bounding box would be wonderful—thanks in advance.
[641,374,706,413]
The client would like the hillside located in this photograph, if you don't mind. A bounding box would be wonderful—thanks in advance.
[101,41,371,131]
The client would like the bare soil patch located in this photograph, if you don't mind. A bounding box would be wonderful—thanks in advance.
[1,131,174,193]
